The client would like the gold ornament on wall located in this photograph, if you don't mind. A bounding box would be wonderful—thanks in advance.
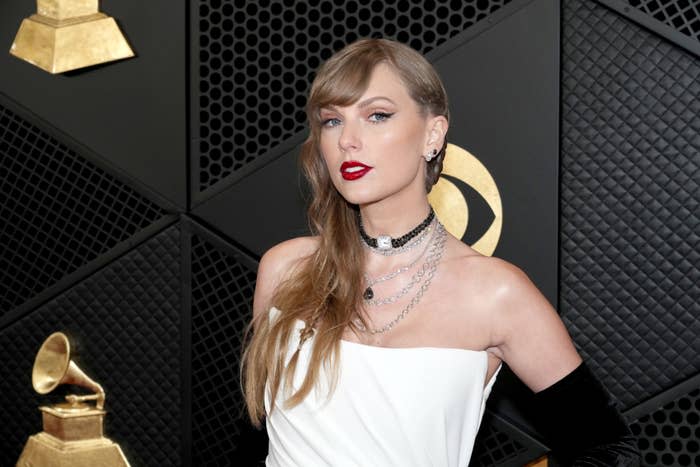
[9,0,134,74]
[16,332,131,467]
[428,143,503,256]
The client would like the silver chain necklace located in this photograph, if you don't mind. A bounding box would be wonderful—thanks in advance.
[355,222,447,334]
[363,227,442,306]
[362,218,437,300]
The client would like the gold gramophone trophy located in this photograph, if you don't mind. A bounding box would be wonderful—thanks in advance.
[16,332,130,467]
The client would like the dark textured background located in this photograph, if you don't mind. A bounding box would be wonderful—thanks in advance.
[0,0,187,209]
[191,0,514,195]
[0,225,182,466]
[0,100,167,317]
[560,1,700,465]
[0,0,698,466]
[561,0,700,410]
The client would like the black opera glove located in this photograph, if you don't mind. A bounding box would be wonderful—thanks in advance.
[532,361,641,467]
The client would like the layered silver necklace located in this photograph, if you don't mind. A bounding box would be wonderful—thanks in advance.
[356,220,447,335]
[362,217,437,301]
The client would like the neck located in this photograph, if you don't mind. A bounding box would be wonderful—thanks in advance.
[359,199,432,239]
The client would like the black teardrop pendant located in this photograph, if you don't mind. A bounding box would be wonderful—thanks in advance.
[363,287,374,300]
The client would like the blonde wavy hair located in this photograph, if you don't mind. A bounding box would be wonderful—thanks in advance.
[241,38,449,426]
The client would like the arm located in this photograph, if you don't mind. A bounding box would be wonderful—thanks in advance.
[531,361,640,467]
[487,260,640,466]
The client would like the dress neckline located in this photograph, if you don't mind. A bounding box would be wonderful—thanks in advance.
[339,337,488,356]
[286,314,502,391]
[287,312,488,356]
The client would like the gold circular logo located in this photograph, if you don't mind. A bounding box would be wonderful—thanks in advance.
[428,143,503,256]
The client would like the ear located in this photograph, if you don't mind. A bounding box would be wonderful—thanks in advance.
[424,115,448,153]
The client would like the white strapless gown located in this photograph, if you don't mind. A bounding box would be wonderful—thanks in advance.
[265,307,502,467]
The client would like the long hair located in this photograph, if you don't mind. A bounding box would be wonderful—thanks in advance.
[241,38,450,426]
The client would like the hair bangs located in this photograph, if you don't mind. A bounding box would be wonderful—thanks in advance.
[307,52,390,126]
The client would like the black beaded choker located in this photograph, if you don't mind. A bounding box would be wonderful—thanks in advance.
[359,207,435,250]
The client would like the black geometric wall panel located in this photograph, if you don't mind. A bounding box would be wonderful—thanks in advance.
[0,1,188,210]
[190,229,263,465]
[560,0,700,409]
[469,411,547,467]
[630,385,700,467]
[0,224,181,467]
[193,0,513,194]
[0,101,167,317]
[470,423,528,466]
[624,0,700,42]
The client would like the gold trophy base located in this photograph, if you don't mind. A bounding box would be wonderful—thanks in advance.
[16,405,130,467]
[10,13,134,73]
[17,432,130,467]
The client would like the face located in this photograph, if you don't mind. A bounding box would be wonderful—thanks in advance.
[318,63,445,206]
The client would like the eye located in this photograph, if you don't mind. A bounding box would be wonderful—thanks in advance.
[368,112,394,123]
[321,117,341,128]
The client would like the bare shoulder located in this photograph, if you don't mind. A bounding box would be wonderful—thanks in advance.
[252,236,319,319]
[451,250,552,327]
[450,250,581,392]
[466,255,536,300]
[259,236,319,278]
[444,238,529,299]
[434,236,581,391]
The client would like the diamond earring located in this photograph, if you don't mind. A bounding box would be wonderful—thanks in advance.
[424,149,437,162]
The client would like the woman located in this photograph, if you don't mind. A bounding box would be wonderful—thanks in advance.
[242,39,639,466]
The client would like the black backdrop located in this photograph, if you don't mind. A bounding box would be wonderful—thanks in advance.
[0,0,698,466]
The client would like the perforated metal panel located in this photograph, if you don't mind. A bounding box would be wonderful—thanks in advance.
[624,0,700,42]
[630,385,700,467]
[561,0,700,409]
[193,0,513,193]
[190,230,262,465]
[0,101,166,317]
[0,225,181,467]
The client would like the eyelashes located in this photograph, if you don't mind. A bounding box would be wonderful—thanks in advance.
[321,117,341,128]
[320,112,395,128]
[368,112,394,123]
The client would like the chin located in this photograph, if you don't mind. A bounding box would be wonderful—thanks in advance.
[338,192,381,206]
[333,184,384,206]
[331,171,423,206]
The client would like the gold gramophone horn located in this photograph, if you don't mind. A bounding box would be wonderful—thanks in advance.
[32,331,105,410]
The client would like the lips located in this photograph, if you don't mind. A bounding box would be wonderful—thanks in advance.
[340,161,373,180]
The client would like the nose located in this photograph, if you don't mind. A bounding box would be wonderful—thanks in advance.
[338,119,361,153]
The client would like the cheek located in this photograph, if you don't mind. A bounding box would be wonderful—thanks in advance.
[319,133,338,161]
[319,137,338,175]
[376,120,424,153]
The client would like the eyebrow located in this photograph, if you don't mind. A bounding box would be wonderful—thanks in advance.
[321,96,397,112]
[357,96,397,108]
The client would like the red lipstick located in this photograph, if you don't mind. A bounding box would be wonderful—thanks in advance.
[340,161,373,180]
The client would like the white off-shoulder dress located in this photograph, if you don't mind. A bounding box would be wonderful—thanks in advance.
[265,307,502,467]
